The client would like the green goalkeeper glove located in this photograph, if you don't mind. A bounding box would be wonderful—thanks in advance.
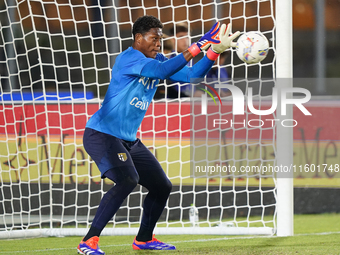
[211,23,240,53]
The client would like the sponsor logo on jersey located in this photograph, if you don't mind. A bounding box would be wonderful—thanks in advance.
[139,76,160,90]
[118,153,127,162]
[130,97,150,111]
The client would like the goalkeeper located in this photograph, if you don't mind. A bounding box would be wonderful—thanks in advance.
[77,15,239,255]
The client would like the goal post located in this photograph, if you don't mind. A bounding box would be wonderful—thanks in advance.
[0,0,293,239]
[275,0,294,237]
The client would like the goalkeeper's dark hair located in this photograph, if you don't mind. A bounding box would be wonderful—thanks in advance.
[132,15,163,40]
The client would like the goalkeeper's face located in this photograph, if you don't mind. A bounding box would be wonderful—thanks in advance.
[136,28,162,59]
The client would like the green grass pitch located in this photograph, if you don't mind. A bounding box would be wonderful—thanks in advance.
[0,214,339,255]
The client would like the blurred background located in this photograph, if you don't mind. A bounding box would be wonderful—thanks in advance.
[0,0,339,97]
[0,0,339,229]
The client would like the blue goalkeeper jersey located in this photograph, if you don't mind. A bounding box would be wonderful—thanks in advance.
[86,46,214,141]
[86,47,166,141]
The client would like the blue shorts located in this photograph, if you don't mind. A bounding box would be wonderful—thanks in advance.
[83,128,172,232]
[83,128,163,180]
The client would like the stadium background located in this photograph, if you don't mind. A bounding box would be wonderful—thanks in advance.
[1,0,340,223]
[2,0,340,94]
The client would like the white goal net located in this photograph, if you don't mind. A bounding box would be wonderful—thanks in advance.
[0,0,292,238]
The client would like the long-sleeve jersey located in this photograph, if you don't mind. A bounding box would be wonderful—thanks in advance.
[86,46,214,141]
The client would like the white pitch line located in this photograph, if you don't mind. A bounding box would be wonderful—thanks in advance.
[0,231,339,254]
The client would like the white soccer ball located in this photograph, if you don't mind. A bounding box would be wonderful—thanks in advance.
[236,31,269,64]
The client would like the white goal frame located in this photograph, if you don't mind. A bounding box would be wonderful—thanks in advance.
[276,0,294,237]
[0,0,293,239]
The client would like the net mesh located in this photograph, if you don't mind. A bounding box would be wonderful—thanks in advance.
[0,0,277,237]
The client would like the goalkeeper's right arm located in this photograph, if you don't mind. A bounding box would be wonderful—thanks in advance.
[140,22,222,80]
[168,23,240,83]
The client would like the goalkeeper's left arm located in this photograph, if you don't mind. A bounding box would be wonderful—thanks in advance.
[169,23,240,83]
[140,22,222,81]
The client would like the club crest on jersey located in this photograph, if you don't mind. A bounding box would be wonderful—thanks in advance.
[117,153,127,162]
